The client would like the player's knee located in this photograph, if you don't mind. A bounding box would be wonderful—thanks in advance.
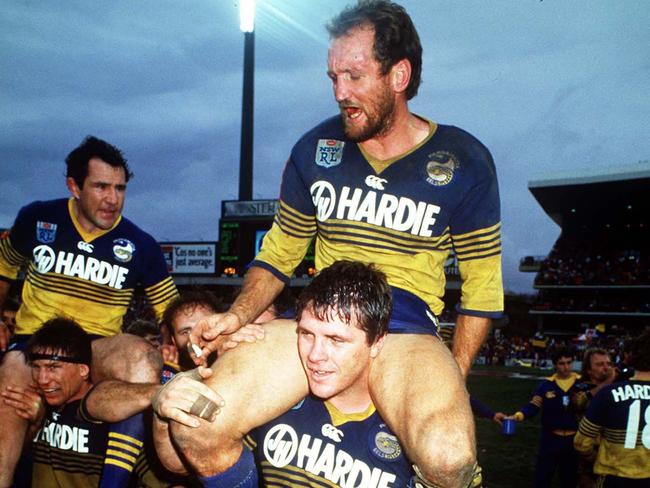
[126,338,162,382]
[93,334,162,383]
[413,416,475,487]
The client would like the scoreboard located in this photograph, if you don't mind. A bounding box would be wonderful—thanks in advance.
[218,199,314,277]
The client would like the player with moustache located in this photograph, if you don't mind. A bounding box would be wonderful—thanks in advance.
[0,136,178,486]
[160,2,502,487]
[574,329,650,486]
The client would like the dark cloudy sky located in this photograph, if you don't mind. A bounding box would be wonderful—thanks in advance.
[2,0,649,293]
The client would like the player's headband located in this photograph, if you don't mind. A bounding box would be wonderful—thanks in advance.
[28,352,90,365]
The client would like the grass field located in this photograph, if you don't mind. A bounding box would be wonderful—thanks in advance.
[467,365,562,488]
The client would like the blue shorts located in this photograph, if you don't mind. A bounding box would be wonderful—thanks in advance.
[388,287,440,336]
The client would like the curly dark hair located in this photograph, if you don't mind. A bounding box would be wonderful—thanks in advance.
[66,135,133,188]
[296,261,392,344]
[162,289,222,332]
[326,0,422,100]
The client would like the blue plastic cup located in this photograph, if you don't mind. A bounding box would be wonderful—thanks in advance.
[502,418,516,436]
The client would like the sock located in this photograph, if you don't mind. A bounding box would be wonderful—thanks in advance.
[200,447,258,488]
[99,413,145,487]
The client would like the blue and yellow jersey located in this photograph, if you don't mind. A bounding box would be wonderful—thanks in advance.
[515,373,580,435]
[574,379,650,480]
[33,398,140,486]
[244,395,413,487]
[253,116,503,317]
[0,198,178,336]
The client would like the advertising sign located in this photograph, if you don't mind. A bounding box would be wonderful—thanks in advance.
[160,242,217,274]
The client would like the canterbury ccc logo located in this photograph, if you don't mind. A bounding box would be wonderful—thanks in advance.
[364,175,387,190]
[321,423,344,442]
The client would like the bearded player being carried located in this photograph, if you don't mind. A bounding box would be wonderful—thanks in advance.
[158,2,502,487]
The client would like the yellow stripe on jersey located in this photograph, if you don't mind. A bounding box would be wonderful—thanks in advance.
[104,458,135,472]
[108,439,142,455]
[0,236,26,278]
[258,202,501,315]
[109,432,144,447]
[244,434,256,450]
[577,417,600,438]
[318,220,452,253]
[260,461,339,487]
[145,275,179,321]
[106,448,137,464]
[275,202,317,239]
[17,278,130,336]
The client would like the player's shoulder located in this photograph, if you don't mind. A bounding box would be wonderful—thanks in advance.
[18,198,68,219]
[293,116,346,152]
[115,215,158,248]
[434,123,495,174]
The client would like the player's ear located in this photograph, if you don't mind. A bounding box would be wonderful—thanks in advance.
[78,364,90,381]
[67,177,81,199]
[369,334,386,359]
[390,59,411,94]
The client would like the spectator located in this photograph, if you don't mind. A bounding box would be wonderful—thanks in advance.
[572,348,616,487]
[501,347,580,488]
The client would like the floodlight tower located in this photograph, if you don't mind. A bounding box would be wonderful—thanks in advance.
[239,0,255,200]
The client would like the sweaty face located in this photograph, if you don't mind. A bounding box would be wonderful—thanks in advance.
[171,304,214,370]
[554,356,573,379]
[297,307,382,413]
[588,353,612,383]
[327,27,396,142]
[67,158,126,233]
[30,355,90,407]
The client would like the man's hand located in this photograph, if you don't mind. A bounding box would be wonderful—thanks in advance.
[188,312,244,365]
[217,323,265,356]
[2,385,45,424]
[493,412,506,426]
[161,344,179,365]
[151,366,224,428]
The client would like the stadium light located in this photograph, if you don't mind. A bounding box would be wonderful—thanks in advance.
[238,0,256,200]
[240,0,256,33]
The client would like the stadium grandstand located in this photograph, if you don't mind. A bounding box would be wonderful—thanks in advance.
[520,160,650,339]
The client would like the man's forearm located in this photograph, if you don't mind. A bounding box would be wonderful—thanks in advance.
[452,314,491,378]
[228,266,286,326]
[86,380,160,422]
[153,416,188,474]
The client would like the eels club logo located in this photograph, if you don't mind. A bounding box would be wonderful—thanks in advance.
[425,151,459,186]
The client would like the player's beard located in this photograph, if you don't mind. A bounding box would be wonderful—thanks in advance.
[340,85,396,143]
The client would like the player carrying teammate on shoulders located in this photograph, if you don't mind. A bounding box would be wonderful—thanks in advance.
[160,2,503,487]
[0,136,178,486]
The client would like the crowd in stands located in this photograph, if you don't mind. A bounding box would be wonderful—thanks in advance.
[535,235,650,286]
[532,293,650,314]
